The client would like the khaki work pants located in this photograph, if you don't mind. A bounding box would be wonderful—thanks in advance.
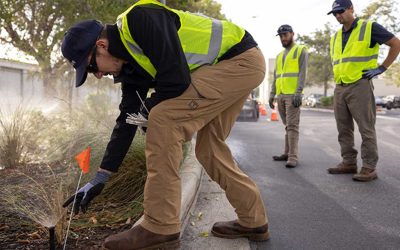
[277,95,301,162]
[333,78,378,169]
[141,48,268,235]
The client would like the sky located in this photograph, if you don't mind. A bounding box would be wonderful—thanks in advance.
[215,0,400,60]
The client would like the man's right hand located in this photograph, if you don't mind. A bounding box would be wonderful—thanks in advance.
[63,171,110,214]
[268,96,275,109]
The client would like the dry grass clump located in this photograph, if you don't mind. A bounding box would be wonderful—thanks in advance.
[0,105,47,169]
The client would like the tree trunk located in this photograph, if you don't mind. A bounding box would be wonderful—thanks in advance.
[324,80,328,96]
[41,67,56,98]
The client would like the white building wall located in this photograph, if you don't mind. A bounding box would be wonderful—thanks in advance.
[0,58,121,112]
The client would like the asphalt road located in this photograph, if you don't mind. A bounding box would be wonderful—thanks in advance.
[227,109,400,250]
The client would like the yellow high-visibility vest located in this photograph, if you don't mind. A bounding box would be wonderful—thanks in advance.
[275,44,305,95]
[330,19,379,84]
[116,0,245,78]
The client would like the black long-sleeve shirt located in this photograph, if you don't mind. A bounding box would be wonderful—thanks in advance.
[100,4,257,172]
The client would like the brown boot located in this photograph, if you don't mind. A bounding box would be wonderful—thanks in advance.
[273,154,288,161]
[103,225,180,250]
[353,167,378,182]
[211,220,269,241]
[327,162,357,174]
[285,160,297,168]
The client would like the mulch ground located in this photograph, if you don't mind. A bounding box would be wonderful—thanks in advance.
[0,166,142,250]
[0,214,133,249]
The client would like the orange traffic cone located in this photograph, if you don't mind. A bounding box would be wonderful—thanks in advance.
[271,106,279,121]
[259,104,267,116]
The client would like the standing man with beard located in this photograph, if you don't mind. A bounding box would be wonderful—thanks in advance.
[269,25,308,168]
[327,0,400,181]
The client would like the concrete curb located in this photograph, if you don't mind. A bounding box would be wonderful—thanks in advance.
[179,140,204,233]
[133,139,204,236]
[301,107,397,120]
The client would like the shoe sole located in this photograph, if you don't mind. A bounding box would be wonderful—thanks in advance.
[352,175,378,182]
[327,169,357,174]
[273,157,288,161]
[211,229,270,241]
[102,239,180,250]
[285,164,296,168]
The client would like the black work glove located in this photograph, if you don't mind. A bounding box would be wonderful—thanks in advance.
[268,96,275,109]
[362,65,387,79]
[292,93,303,108]
[63,171,110,214]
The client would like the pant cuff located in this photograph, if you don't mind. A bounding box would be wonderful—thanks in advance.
[237,219,268,228]
[141,218,181,235]
[362,163,376,170]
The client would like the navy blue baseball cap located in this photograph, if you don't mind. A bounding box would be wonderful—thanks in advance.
[276,25,293,36]
[61,20,103,87]
[327,0,353,15]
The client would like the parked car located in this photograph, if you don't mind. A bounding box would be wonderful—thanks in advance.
[237,97,259,121]
[375,96,385,108]
[382,95,395,104]
[305,94,324,107]
[386,96,400,110]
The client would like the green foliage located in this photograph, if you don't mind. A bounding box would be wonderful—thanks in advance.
[166,0,224,19]
[184,0,225,19]
[297,24,334,96]
[297,0,400,95]
[320,96,334,106]
[384,62,400,87]
[0,0,224,71]
[359,0,399,34]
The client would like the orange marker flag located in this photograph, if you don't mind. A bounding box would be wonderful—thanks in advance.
[75,146,91,174]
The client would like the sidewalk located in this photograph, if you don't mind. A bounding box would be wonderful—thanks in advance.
[181,173,250,249]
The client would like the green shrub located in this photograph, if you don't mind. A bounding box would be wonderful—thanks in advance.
[320,96,334,106]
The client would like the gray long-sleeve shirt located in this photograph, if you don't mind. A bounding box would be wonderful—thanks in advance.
[270,43,308,96]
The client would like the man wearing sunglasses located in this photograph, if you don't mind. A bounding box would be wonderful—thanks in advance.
[327,0,400,181]
[61,0,269,249]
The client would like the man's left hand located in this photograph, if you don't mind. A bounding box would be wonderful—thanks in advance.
[362,65,387,79]
[292,93,303,108]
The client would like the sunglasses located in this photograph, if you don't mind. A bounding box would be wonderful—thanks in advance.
[332,9,346,16]
[86,46,98,73]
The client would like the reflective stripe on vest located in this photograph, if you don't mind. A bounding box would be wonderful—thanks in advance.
[330,19,379,84]
[117,17,222,67]
[116,0,244,78]
[275,44,304,95]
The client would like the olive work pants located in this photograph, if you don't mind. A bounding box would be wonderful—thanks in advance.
[277,95,301,162]
[141,47,268,235]
[334,78,378,169]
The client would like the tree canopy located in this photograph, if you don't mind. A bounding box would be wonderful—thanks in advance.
[359,0,399,34]
[0,0,225,94]
[297,24,334,96]
[297,0,400,93]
